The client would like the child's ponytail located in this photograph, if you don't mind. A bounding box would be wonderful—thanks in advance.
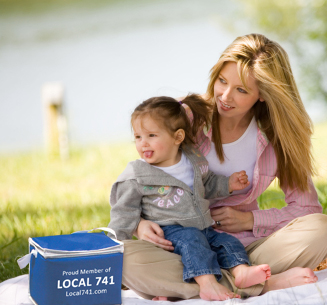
[131,94,212,148]
[181,94,212,146]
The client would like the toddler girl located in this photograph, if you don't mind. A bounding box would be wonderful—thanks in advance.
[108,94,271,301]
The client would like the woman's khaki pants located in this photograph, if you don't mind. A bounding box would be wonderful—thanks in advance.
[121,214,327,300]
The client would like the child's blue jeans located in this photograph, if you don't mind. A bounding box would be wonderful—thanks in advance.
[161,225,250,283]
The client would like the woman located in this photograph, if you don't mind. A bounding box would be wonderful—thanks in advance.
[120,33,327,300]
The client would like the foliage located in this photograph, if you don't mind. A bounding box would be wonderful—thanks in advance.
[236,0,327,105]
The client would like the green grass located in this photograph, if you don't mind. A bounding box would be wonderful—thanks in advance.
[1,121,327,282]
[0,142,139,282]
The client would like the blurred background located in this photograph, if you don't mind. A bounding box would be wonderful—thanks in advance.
[1,0,327,152]
[1,0,327,282]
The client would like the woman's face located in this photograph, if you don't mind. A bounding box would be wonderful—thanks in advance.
[213,62,263,120]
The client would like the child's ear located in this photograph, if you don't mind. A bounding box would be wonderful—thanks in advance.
[174,129,185,145]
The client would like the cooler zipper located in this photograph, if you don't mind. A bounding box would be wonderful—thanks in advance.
[29,238,124,259]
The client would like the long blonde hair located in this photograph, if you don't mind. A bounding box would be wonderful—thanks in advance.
[207,33,315,192]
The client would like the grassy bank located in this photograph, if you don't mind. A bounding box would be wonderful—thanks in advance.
[1,122,327,282]
[0,142,138,281]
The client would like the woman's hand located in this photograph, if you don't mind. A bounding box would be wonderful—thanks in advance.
[135,219,174,251]
[211,207,254,233]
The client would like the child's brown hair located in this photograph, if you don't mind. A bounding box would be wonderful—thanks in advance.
[131,94,212,147]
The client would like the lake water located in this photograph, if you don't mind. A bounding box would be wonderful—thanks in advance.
[0,0,325,152]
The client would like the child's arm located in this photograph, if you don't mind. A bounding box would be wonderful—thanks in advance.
[108,180,143,240]
[203,170,230,199]
[203,170,249,199]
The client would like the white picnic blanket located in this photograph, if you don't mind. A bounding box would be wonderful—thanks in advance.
[1,270,327,305]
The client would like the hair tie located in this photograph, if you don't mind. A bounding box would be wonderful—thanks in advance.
[179,101,183,105]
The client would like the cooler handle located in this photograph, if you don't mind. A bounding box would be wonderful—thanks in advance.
[73,227,118,240]
[17,249,38,269]
[88,227,118,239]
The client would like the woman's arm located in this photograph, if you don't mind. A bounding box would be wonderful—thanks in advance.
[248,136,322,237]
[211,178,322,235]
[135,219,174,251]
[251,178,322,238]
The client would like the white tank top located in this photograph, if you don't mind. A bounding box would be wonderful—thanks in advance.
[205,117,257,195]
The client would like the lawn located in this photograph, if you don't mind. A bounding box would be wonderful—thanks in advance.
[1,121,327,282]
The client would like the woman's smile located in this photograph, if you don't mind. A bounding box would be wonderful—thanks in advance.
[219,99,235,110]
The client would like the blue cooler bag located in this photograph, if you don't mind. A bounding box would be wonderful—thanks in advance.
[18,227,124,305]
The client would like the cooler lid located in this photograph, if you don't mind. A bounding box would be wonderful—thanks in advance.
[31,232,119,251]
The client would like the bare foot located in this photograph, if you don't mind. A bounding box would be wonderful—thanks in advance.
[231,264,271,288]
[261,267,318,294]
[152,296,168,301]
[195,274,240,301]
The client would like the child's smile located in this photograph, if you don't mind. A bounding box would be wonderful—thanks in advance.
[143,150,154,159]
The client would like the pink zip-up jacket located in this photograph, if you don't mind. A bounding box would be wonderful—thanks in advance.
[185,105,322,247]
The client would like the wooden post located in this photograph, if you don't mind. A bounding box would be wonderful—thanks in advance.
[42,82,69,160]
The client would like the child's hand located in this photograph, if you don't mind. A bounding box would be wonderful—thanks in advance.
[228,171,250,193]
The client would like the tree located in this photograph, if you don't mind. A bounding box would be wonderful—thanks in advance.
[236,0,327,104]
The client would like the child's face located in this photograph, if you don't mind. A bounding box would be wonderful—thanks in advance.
[133,115,181,167]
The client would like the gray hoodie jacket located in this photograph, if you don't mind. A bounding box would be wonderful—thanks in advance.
[108,146,230,240]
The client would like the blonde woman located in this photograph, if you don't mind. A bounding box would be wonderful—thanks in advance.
[119,33,327,300]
